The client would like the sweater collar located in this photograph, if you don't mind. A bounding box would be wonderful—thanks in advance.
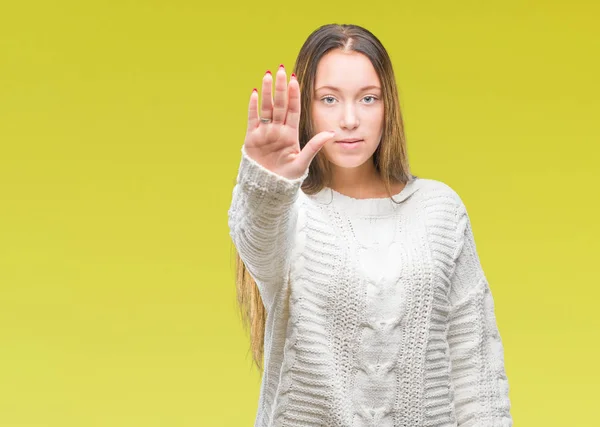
[308,176,422,216]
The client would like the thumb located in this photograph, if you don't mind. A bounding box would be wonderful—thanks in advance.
[296,131,336,171]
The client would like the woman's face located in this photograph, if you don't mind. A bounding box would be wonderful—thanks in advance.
[311,49,384,169]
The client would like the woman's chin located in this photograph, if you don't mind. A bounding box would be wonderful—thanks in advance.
[324,155,372,169]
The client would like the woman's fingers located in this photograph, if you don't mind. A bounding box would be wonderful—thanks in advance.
[260,71,273,122]
[249,66,296,131]
[296,130,336,171]
[285,76,300,130]
[247,88,259,130]
[272,66,288,124]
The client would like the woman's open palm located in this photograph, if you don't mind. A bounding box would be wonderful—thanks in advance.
[244,65,336,180]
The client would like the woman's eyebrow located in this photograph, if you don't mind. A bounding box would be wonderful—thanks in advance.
[315,85,381,92]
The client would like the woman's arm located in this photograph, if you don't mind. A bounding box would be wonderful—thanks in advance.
[227,144,307,312]
[447,201,513,427]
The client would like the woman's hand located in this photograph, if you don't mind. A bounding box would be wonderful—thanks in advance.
[244,65,336,180]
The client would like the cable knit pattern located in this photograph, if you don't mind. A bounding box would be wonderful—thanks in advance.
[227,145,513,427]
[446,204,513,427]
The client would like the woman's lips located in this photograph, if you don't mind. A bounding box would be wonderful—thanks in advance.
[335,139,363,148]
[335,139,362,143]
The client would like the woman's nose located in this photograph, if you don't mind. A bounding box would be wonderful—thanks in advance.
[341,105,359,129]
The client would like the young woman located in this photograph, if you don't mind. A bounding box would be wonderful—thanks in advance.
[228,23,513,427]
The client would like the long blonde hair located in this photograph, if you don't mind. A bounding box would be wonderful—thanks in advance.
[232,23,415,372]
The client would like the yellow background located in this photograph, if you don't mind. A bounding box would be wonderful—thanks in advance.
[1,0,598,425]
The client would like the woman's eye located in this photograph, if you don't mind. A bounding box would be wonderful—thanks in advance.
[320,95,378,105]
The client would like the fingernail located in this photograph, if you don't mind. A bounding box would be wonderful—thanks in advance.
[265,70,271,75]
[279,64,284,69]
[252,88,257,93]
[291,73,296,79]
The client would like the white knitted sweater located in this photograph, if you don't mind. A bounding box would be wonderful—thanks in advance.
[228,145,513,427]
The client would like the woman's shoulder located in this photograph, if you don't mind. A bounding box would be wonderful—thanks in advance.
[412,177,465,208]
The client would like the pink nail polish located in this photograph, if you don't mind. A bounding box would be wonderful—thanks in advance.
[265,70,271,75]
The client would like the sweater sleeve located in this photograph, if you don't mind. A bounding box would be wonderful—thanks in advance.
[447,201,513,427]
[227,144,308,312]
